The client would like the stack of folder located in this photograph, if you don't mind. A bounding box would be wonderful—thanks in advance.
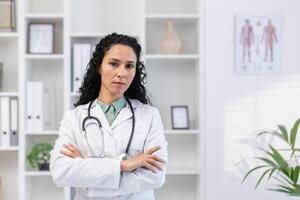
[0,97,18,147]
[26,82,44,132]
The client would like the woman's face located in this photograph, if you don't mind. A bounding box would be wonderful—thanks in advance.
[99,44,137,100]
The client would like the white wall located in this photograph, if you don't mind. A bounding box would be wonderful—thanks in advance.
[205,0,300,199]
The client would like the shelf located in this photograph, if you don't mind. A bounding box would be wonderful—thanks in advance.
[0,92,19,97]
[0,32,19,38]
[25,171,51,176]
[70,32,140,38]
[0,147,19,151]
[146,14,199,20]
[25,13,64,19]
[26,130,59,135]
[165,129,199,135]
[70,32,107,38]
[167,166,200,175]
[145,54,199,60]
[25,54,64,60]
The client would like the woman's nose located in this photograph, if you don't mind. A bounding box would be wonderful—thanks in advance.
[117,66,126,78]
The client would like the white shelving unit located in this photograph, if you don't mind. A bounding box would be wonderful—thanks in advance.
[0,1,20,200]
[0,0,205,200]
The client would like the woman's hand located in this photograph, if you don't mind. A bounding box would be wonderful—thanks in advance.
[121,145,166,173]
[60,143,83,158]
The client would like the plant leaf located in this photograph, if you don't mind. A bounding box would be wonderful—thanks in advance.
[290,118,300,150]
[257,157,278,168]
[268,168,276,180]
[242,165,269,184]
[278,125,289,143]
[257,130,285,141]
[275,173,296,187]
[269,145,290,176]
[292,166,300,184]
[255,169,272,189]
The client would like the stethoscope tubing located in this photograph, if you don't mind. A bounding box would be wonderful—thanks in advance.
[82,97,135,158]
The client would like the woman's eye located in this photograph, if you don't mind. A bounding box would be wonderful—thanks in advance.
[110,62,117,67]
[126,64,135,69]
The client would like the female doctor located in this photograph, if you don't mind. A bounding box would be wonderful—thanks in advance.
[50,33,168,200]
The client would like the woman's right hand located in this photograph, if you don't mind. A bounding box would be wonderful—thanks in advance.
[121,145,166,173]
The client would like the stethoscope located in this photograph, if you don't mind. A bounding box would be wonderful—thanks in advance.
[82,97,135,160]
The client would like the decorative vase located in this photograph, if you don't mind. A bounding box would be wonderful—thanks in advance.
[160,20,181,54]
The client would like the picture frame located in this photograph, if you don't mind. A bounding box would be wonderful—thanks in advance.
[171,105,189,129]
[28,23,54,54]
[0,0,16,32]
[234,14,283,75]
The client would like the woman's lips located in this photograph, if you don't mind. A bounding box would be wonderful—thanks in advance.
[113,82,126,86]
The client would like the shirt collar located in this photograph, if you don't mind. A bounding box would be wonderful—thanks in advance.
[97,96,126,114]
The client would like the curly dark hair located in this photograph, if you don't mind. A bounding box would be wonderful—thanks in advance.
[74,33,149,107]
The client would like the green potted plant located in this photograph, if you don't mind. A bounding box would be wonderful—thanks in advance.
[242,118,300,196]
[27,143,53,171]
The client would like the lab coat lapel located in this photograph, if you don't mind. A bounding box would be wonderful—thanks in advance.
[89,101,111,133]
[111,106,132,129]
[111,99,143,129]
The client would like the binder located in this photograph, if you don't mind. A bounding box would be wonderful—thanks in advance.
[26,82,44,132]
[81,44,91,77]
[26,82,35,131]
[34,82,44,131]
[72,44,91,92]
[10,98,18,146]
[72,44,83,92]
[0,97,10,147]
[44,90,56,130]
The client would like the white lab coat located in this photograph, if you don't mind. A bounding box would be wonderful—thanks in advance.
[50,99,168,200]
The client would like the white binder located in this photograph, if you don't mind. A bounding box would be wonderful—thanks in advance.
[73,44,83,92]
[82,44,92,75]
[72,44,91,92]
[34,82,44,131]
[44,90,56,130]
[10,98,18,146]
[0,97,10,147]
[26,82,44,132]
[26,82,35,131]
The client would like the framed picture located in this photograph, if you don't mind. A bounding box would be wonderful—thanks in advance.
[28,23,54,54]
[235,14,283,75]
[0,0,16,32]
[171,105,189,129]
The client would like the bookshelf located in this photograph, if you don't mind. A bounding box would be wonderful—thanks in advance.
[0,0,205,199]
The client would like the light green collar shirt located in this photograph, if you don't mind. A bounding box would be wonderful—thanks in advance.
[97,96,126,126]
